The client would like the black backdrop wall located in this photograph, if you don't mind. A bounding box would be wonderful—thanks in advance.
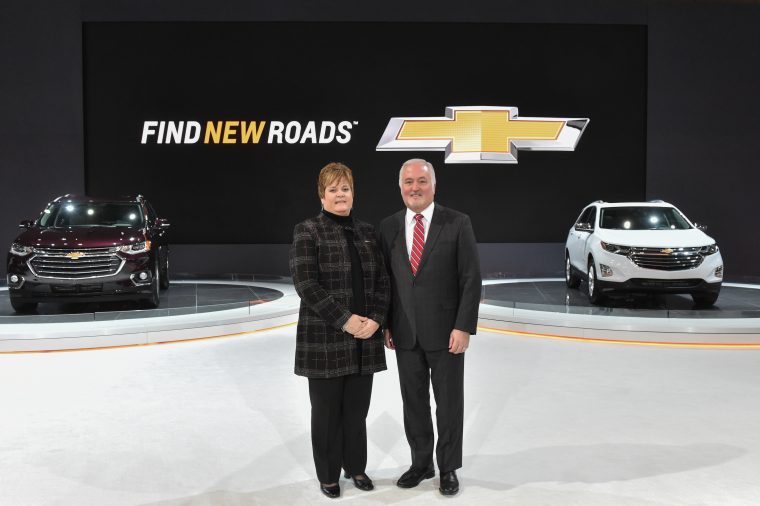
[2,1,759,280]
[83,22,646,244]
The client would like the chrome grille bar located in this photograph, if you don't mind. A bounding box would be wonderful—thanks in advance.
[629,246,704,271]
[34,263,120,271]
[36,268,116,276]
[33,246,119,256]
[33,258,118,265]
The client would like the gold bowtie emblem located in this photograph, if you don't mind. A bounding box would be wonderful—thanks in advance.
[377,106,589,164]
[660,248,674,254]
[66,251,84,259]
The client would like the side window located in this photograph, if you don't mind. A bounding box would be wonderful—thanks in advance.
[587,207,597,230]
[575,207,591,227]
[145,202,157,225]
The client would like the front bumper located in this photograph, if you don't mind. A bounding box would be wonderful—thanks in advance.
[593,249,724,285]
[7,252,154,304]
[595,277,722,295]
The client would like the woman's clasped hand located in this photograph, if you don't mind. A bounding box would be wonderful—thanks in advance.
[344,315,380,339]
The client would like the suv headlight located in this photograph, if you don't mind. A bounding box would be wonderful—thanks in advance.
[600,241,631,255]
[10,243,33,256]
[120,240,151,254]
[699,244,719,255]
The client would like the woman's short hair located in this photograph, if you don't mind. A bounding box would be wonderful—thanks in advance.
[318,162,354,198]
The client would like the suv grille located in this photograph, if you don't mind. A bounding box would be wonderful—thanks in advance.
[28,247,124,279]
[629,246,704,271]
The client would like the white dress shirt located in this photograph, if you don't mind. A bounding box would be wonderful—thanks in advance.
[405,202,435,260]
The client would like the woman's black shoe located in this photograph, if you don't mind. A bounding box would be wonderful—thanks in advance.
[343,471,375,491]
[320,483,340,498]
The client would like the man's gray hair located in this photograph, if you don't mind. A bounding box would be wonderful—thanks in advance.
[398,158,436,187]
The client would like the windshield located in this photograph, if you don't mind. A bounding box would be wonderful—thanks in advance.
[599,206,692,230]
[38,202,145,228]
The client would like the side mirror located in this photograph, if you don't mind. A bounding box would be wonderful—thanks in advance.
[19,220,33,229]
[156,218,171,229]
[694,223,707,232]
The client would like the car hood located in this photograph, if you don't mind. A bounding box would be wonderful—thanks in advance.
[15,227,146,249]
[595,228,715,248]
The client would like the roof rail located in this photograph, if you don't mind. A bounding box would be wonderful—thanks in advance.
[648,199,665,203]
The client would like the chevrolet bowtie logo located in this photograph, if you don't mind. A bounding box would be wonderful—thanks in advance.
[661,248,674,254]
[376,106,589,164]
[66,252,84,260]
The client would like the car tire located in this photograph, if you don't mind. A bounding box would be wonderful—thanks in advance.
[587,258,606,305]
[159,248,170,290]
[142,261,161,309]
[566,253,581,289]
[692,291,719,306]
[10,298,38,313]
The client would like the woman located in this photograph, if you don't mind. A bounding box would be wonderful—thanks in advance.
[289,162,389,498]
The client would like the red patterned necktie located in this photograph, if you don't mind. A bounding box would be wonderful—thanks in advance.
[410,213,425,275]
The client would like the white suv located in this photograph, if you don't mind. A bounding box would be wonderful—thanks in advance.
[565,201,723,306]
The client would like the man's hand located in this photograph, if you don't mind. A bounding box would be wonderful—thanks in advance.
[383,329,395,350]
[449,329,470,354]
[354,319,380,339]
[343,314,367,335]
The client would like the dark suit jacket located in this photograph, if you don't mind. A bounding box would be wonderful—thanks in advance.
[289,213,389,378]
[379,204,482,351]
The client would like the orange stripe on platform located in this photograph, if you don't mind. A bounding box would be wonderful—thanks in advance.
[477,325,760,349]
[0,321,297,355]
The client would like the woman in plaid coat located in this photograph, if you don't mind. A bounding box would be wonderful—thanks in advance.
[289,162,389,498]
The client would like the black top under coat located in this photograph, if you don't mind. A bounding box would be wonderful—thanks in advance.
[321,209,366,315]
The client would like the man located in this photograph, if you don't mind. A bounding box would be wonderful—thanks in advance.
[379,158,482,496]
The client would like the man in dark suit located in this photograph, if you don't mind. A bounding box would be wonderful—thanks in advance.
[379,158,482,496]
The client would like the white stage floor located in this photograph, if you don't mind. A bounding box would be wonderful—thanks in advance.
[1,326,759,505]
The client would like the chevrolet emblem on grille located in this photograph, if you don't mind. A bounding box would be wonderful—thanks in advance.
[660,248,674,254]
[66,251,84,259]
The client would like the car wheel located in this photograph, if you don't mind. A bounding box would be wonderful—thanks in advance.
[566,253,581,289]
[10,298,38,313]
[142,261,160,309]
[159,248,170,290]
[692,291,719,307]
[587,258,605,305]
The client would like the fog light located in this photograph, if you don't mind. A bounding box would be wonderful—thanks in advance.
[139,271,148,280]
[9,274,19,284]
[715,265,723,279]
[599,264,613,277]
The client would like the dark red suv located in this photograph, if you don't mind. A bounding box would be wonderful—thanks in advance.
[6,195,170,312]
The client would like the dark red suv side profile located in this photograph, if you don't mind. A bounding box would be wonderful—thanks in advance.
[6,195,170,312]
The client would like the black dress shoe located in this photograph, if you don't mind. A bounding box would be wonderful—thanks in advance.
[319,483,340,498]
[439,470,459,496]
[343,471,374,491]
[396,466,435,488]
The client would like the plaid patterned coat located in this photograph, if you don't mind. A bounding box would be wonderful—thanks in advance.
[289,213,389,378]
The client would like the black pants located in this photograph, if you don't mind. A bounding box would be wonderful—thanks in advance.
[396,346,464,473]
[308,373,374,484]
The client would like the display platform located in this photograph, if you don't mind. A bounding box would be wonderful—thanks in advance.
[0,275,300,353]
[3,277,760,352]
[480,279,760,346]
